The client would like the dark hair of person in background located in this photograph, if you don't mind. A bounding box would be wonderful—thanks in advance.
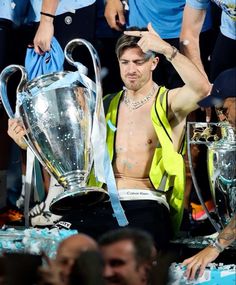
[69,250,105,285]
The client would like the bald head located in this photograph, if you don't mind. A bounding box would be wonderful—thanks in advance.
[57,233,98,260]
[54,234,98,282]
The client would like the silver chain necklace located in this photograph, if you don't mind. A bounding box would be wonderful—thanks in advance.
[123,83,158,110]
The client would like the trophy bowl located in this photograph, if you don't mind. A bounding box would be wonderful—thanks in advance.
[0,39,109,216]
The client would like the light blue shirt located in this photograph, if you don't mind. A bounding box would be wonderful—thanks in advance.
[186,0,236,40]
[27,0,95,22]
[126,0,212,39]
[0,0,29,25]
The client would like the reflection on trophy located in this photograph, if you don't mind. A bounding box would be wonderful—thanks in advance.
[0,39,109,216]
[187,122,236,232]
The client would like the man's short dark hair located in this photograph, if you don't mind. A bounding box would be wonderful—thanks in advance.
[115,27,156,60]
[98,228,156,265]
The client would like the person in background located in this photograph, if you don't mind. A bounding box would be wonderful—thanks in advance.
[30,0,96,54]
[180,0,236,81]
[182,67,236,280]
[94,0,123,94]
[180,1,235,225]
[38,233,98,285]
[69,250,105,285]
[99,228,157,285]
[104,0,214,89]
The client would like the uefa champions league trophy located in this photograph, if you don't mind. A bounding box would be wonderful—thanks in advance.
[187,122,236,233]
[0,39,109,218]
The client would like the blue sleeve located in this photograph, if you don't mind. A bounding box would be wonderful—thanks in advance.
[0,0,29,25]
[0,0,15,21]
[186,0,210,10]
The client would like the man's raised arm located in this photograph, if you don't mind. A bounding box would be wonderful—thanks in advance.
[124,23,211,121]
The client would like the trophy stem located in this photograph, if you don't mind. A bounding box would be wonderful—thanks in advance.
[62,171,88,190]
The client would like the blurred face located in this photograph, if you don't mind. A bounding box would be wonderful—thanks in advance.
[55,236,98,281]
[101,240,149,285]
[215,98,236,129]
[118,47,158,91]
[56,247,81,279]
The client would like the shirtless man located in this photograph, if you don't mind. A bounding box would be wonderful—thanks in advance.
[7,24,210,249]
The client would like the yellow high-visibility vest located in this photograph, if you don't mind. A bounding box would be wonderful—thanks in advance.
[88,86,186,233]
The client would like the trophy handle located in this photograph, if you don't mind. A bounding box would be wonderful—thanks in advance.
[0,64,32,151]
[0,65,33,228]
[64,39,103,115]
[0,64,48,167]
[0,64,27,118]
[187,122,221,233]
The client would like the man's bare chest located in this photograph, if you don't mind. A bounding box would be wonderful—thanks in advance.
[115,103,158,151]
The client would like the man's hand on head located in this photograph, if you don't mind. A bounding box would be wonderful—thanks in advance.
[124,23,172,56]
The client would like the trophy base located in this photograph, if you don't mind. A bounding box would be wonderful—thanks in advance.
[49,187,109,215]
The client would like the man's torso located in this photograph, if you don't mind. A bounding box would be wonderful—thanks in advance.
[114,93,158,190]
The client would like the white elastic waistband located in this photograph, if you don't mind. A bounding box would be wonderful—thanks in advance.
[118,189,169,210]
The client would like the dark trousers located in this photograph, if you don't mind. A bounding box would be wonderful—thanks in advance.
[210,32,236,81]
[60,200,172,250]
[53,3,96,73]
